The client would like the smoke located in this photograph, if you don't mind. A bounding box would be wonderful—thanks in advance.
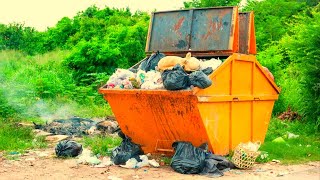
[33,100,76,123]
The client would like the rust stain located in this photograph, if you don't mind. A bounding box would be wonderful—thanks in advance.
[174,17,185,31]
[202,15,222,41]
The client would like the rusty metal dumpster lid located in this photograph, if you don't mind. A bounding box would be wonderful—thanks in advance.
[145,6,239,57]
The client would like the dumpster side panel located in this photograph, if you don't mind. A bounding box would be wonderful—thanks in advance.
[253,101,275,142]
[197,102,231,155]
[195,53,280,155]
[102,91,210,154]
[231,102,252,149]
[254,65,279,95]
[233,60,253,95]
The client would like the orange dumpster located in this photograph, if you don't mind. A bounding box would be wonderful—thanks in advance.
[99,6,280,155]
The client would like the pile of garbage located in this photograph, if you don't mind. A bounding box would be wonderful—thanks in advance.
[54,132,235,177]
[106,52,223,90]
[34,116,119,137]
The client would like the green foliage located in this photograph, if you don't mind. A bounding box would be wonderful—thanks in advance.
[256,4,320,126]
[0,121,47,152]
[83,135,122,156]
[257,119,320,164]
[0,23,45,55]
[280,6,320,125]
[0,50,111,121]
[244,0,308,51]
[184,0,241,8]
[64,7,149,85]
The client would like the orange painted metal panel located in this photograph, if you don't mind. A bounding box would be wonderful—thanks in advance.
[252,101,275,142]
[231,102,252,149]
[100,90,210,154]
[197,102,231,155]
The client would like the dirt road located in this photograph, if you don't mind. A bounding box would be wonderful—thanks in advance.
[0,148,319,180]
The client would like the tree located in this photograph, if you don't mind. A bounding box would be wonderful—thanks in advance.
[184,0,241,8]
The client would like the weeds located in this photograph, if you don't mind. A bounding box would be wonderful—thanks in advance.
[0,122,46,151]
[83,135,122,156]
[256,118,320,164]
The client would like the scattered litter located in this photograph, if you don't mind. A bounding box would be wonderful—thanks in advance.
[107,175,123,180]
[118,155,160,169]
[132,175,140,179]
[231,170,244,175]
[148,159,160,168]
[33,129,52,137]
[46,135,69,143]
[111,134,143,165]
[272,137,286,143]
[276,172,288,177]
[77,148,101,165]
[271,159,281,163]
[55,140,83,158]
[120,158,138,169]
[254,168,266,172]
[306,145,311,147]
[8,152,20,155]
[35,151,49,157]
[25,157,36,161]
[259,151,269,160]
[93,157,113,168]
[232,141,261,169]
[287,132,299,139]
[137,155,149,168]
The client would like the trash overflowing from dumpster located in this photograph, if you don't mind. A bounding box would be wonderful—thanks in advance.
[105,52,223,91]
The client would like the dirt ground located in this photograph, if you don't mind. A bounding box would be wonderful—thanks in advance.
[0,147,319,180]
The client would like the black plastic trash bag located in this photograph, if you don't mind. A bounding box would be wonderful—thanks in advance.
[171,141,236,177]
[161,64,191,90]
[170,141,206,174]
[139,51,165,72]
[202,67,213,75]
[200,153,236,177]
[55,140,83,157]
[111,135,143,165]
[189,71,212,89]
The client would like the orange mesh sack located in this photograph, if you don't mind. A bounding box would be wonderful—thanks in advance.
[232,141,261,169]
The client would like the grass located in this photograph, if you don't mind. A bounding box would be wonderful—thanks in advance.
[0,122,47,152]
[0,50,111,122]
[83,135,122,156]
[0,50,111,153]
[256,118,320,164]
